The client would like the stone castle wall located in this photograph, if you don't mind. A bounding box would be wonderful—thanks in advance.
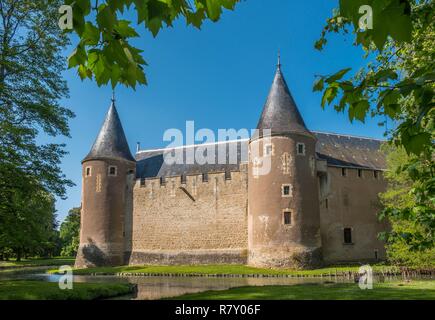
[125,163,388,266]
[318,166,389,263]
[127,164,249,265]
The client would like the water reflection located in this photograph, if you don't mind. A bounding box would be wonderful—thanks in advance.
[2,271,427,300]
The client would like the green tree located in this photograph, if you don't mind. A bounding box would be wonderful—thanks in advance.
[64,0,240,88]
[0,0,74,259]
[379,144,435,267]
[314,0,434,251]
[0,186,59,261]
[59,207,81,257]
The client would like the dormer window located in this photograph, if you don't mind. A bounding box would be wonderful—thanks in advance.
[108,166,117,177]
[296,143,305,156]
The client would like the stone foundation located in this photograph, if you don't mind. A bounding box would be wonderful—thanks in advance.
[75,242,124,268]
[248,246,323,269]
[127,249,248,266]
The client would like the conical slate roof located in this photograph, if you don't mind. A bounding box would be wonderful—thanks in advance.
[83,99,135,163]
[256,62,311,136]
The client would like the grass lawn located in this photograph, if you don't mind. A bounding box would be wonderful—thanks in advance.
[58,264,400,277]
[0,257,74,268]
[0,280,134,300]
[170,281,435,300]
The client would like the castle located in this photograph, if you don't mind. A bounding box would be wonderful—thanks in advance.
[75,61,389,269]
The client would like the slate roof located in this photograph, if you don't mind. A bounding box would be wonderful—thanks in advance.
[135,132,386,179]
[83,100,135,163]
[313,132,386,170]
[256,63,311,136]
[136,140,249,179]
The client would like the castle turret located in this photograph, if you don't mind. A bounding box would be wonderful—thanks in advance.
[248,59,322,269]
[75,97,136,268]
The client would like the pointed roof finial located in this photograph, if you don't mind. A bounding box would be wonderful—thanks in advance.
[83,96,135,163]
[256,59,311,137]
[277,49,281,70]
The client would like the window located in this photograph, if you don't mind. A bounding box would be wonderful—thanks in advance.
[283,211,292,225]
[85,167,91,177]
[140,178,146,187]
[341,168,347,177]
[325,198,328,209]
[296,143,305,156]
[282,184,292,197]
[181,175,187,185]
[160,176,166,186]
[264,144,273,156]
[108,166,117,176]
[373,170,379,179]
[202,173,208,182]
[225,170,231,180]
[358,169,363,178]
[343,228,353,244]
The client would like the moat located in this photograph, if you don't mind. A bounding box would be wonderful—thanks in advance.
[2,268,431,300]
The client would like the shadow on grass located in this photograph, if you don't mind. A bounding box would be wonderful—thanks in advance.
[169,281,435,300]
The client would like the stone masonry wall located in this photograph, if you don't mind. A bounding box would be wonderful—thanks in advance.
[127,165,249,265]
[319,166,389,263]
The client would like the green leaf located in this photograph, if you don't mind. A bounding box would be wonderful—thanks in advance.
[68,46,87,68]
[66,0,239,88]
[353,100,369,122]
[82,22,100,46]
[404,133,431,155]
[375,69,398,82]
[134,0,149,24]
[321,86,338,108]
[146,18,163,37]
[383,0,412,42]
[186,9,206,28]
[97,5,116,32]
[114,20,139,38]
[385,103,400,119]
[205,0,223,21]
[326,68,351,84]
[313,78,324,92]
[76,0,91,14]
[78,65,92,80]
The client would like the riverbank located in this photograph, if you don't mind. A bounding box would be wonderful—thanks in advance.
[0,280,134,300]
[0,257,74,269]
[171,280,435,300]
[50,264,406,277]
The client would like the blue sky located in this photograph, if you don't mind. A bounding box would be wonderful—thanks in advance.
[53,0,387,222]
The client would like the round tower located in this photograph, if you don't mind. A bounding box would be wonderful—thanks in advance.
[75,97,136,268]
[248,60,322,269]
